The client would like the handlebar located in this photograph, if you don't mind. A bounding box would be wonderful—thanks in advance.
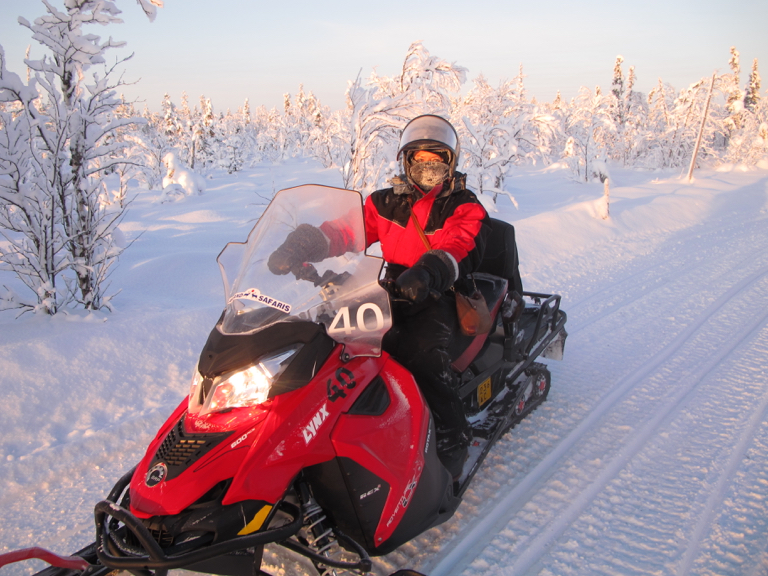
[291,262,350,288]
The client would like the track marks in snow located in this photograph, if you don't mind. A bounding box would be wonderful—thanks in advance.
[422,210,768,576]
[528,285,768,576]
[566,214,768,338]
[677,359,768,575]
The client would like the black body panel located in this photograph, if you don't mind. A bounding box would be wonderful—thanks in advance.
[303,458,384,552]
[349,376,391,416]
[197,314,337,397]
[377,418,458,555]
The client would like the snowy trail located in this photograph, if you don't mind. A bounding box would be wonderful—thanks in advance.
[501,297,768,576]
[678,364,768,576]
[427,291,768,576]
[394,194,768,576]
[564,215,768,337]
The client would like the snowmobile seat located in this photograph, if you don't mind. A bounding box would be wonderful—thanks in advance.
[476,218,523,295]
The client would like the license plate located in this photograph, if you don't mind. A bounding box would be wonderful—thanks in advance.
[478,378,492,407]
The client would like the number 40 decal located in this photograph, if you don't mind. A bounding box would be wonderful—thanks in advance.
[328,303,385,336]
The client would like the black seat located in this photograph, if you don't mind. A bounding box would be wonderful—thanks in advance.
[476,218,523,295]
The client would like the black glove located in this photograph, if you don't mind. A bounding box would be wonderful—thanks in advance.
[268,224,329,275]
[395,251,455,303]
[395,266,432,303]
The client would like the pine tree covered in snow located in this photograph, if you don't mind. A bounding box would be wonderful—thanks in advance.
[609,56,628,156]
[192,95,216,172]
[744,59,762,113]
[161,92,183,153]
[722,47,745,140]
[725,59,767,165]
[608,56,648,166]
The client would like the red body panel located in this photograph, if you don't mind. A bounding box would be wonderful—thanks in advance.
[129,399,271,517]
[129,345,428,539]
[332,356,429,546]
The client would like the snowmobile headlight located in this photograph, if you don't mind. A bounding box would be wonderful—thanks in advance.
[188,346,301,416]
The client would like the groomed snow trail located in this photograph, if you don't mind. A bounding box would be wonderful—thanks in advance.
[372,180,768,576]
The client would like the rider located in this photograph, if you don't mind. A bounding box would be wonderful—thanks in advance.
[269,115,491,479]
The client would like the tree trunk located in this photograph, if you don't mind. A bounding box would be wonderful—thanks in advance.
[687,72,717,181]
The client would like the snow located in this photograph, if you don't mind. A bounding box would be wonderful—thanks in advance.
[1,158,768,576]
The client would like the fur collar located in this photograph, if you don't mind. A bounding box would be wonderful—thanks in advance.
[388,172,467,197]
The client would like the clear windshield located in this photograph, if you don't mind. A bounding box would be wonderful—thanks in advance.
[217,185,392,359]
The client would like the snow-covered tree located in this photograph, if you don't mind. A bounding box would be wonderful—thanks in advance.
[620,65,652,166]
[725,61,767,165]
[610,56,627,129]
[106,95,145,207]
[456,71,554,203]
[644,77,712,169]
[309,107,351,170]
[190,95,217,171]
[123,106,168,190]
[0,50,67,315]
[340,42,467,192]
[161,92,183,151]
[722,46,744,138]
[744,58,761,113]
[607,55,647,165]
[563,86,614,181]
[0,0,161,314]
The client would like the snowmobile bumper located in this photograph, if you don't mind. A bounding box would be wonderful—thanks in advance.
[92,468,377,576]
[94,501,302,574]
[93,468,304,576]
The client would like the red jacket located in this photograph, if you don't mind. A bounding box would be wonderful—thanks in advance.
[321,176,490,282]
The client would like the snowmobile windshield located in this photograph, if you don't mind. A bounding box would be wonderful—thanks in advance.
[217,185,392,359]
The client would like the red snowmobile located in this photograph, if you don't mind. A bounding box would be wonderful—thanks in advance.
[1,185,566,576]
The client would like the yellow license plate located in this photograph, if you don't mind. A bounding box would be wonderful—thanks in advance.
[478,378,492,407]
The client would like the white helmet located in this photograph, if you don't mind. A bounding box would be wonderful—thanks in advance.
[397,115,461,179]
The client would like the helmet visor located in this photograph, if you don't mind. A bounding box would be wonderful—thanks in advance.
[398,115,459,159]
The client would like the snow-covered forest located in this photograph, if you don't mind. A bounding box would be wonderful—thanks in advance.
[136,43,767,194]
[2,3,768,576]
[0,0,767,317]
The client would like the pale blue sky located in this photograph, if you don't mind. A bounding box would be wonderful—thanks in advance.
[2,0,766,114]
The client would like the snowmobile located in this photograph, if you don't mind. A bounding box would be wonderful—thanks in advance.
[0,184,566,576]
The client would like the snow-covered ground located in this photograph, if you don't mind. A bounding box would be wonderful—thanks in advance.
[1,159,767,576]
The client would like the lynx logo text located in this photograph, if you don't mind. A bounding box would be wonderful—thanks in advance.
[303,404,331,445]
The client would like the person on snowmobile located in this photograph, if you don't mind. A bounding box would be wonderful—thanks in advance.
[268,114,491,479]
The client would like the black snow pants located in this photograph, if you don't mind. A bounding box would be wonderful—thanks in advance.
[382,291,470,447]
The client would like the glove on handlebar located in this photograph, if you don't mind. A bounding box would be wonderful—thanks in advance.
[268,224,329,275]
[396,251,454,303]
